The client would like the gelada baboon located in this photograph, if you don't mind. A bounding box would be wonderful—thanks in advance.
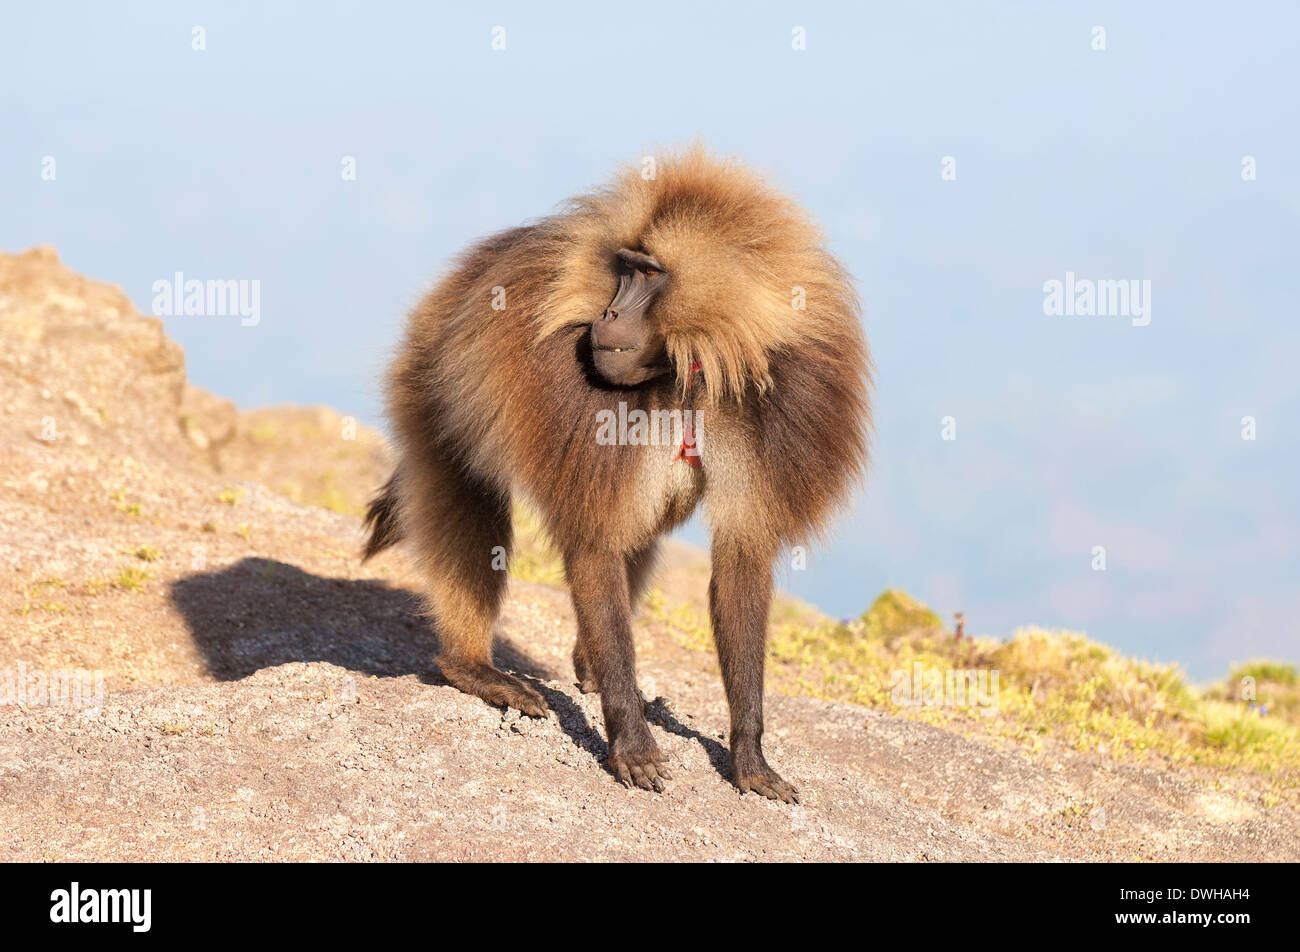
[365,147,870,801]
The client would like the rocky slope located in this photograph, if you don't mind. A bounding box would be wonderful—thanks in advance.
[1,247,1296,861]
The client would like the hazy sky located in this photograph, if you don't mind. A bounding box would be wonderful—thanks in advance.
[4,2,1297,679]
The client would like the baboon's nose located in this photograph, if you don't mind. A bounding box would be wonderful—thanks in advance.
[604,309,619,321]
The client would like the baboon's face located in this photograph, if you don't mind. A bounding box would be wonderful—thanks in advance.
[590,248,671,387]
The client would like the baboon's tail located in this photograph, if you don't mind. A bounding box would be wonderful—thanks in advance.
[362,474,403,561]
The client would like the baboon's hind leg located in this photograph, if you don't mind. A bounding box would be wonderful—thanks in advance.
[709,532,797,802]
[404,451,547,717]
[574,541,660,694]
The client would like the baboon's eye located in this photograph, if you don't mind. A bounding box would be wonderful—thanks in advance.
[644,268,659,278]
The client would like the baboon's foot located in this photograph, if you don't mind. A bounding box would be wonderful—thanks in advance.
[572,646,599,694]
[607,730,673,793]
[732,748,799,803]
[439,659,549,718]
[736,768,799,803]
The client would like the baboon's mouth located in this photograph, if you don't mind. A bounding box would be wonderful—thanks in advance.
[593,345,639,354]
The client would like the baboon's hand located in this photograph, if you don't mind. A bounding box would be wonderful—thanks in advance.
[608,737,673,793]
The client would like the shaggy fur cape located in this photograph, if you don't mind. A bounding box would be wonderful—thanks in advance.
[368,147,870,563]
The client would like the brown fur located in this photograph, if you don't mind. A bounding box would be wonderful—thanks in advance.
[365,147,871,800]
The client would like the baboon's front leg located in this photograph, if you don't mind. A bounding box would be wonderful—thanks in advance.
[573,541,660,694]
[566,546,672,792]
[709,534,798,803]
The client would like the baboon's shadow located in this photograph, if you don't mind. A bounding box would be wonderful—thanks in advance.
[169,558,548,684]
[170,557,731,783]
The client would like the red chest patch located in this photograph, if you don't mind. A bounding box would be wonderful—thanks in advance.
[673,360,703,468]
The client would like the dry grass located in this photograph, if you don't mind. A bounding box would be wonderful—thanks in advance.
[644,586,1300,805]
[506,505,567,586]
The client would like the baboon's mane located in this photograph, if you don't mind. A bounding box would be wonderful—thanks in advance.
[534,147,861,405]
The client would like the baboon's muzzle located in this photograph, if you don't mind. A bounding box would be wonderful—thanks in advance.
[590,271,663,386]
